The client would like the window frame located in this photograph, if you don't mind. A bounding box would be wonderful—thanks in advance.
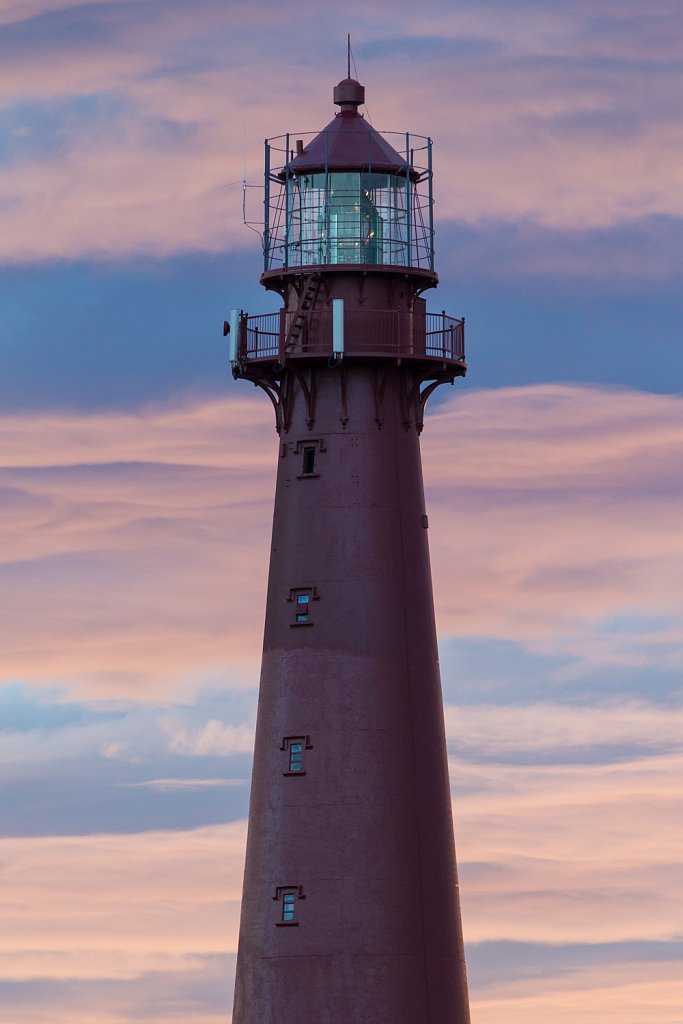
[280,734,313,776]
[294,438,326,479]
[288,586,319,627]
[273,884,305,927]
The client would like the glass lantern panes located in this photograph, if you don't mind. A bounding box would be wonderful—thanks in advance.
[287,172,407,268]
[264,132,434,272]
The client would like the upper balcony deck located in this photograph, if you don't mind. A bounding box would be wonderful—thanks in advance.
[234,307,466,371]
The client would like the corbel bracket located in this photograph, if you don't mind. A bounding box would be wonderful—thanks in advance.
[233,363,285,433]
[402,366,461,434]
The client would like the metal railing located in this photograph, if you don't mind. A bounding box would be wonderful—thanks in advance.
[264,130,435,273]
[238,309,464,364]
[243,313,281,361]
[426,313,465,360]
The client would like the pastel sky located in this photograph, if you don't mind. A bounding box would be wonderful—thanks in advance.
[1,2,682,1022]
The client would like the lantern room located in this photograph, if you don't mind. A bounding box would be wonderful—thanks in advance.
[262,77,435,273]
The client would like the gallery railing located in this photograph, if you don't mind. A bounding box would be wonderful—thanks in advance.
[238,309,465,364]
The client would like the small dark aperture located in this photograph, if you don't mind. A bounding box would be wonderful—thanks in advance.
[302,447,316,474]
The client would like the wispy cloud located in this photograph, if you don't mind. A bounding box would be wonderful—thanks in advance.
[453,747,683,944]
[0,1,680,262]
[120,777,245,790]
[444,700,683,756]
[425,385,683,667]
[472,959,683,1024]
[2,385,682,698]
[2,738,681,1017]
[0,822,245,979]
[159,718,255,757]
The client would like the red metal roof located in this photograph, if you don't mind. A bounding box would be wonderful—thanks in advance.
[284,78,414,179]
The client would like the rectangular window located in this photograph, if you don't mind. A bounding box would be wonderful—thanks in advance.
[281,735,311,776]
[274,885,304,926]
[289,587,318,626]
[294,438,325,478]
[282,892,296,922]
[302,446,316,474]
[296,593,310,622]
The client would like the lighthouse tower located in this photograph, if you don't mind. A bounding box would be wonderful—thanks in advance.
[229,76,471,1024]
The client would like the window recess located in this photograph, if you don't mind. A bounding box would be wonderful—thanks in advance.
[295,438,326,478]
[281,735,313,775]
[274,885,305,926]
[288,586,319,626]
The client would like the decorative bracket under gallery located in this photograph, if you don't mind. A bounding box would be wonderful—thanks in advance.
[401,366,462,434]
[233,363,318,434]
[233,364,285,432]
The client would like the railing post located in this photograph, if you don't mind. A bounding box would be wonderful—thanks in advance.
[239,312,248,361]
[405,134,412,267]
[284,132,290,269]
[427,137,434,271]
[264,140,270,273]
[279,308,286,361]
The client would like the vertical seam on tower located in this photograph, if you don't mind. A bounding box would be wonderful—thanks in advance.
[394,397,433,1023]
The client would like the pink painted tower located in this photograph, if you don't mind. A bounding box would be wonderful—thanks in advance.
[229,75,471,1024]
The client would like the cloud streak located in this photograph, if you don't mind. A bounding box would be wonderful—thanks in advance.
[2,385,682,698]
[120,777,246,790]
[0,0,681,262]
[444,700,683,756]
[2,740,681,1017]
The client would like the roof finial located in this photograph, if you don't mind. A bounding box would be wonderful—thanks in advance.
[347,34,351,79]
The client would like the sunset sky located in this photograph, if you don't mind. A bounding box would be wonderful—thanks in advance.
[2,1,683,1022]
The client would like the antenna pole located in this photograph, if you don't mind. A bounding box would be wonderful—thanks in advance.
[242,125,247,225]
[347,34,351,78]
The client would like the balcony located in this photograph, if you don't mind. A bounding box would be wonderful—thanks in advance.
[235,308,465,367]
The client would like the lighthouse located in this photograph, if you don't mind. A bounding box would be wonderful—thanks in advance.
[229,75,471,1024]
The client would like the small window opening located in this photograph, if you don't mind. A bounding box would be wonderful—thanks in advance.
[302,446,316,474]
[288,587,318,626]
[289,742,303,771]
[294,438,325,478]
[282,892,296,921]
[274,885,304,926]
[296,593,310,622]
[281,735,312,775]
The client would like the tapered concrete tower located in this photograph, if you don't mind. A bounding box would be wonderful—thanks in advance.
[229,76,470,1024]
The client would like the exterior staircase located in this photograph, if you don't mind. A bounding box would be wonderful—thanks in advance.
[284,273,322,353]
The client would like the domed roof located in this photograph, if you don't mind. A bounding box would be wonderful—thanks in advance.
[284,78,416,180]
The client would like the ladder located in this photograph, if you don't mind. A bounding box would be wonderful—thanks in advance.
[285,273,322,352]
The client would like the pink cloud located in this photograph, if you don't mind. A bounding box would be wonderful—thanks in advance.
[0,823,245,980]
[0,3,681,262]
[425,385,683,664]
[444,700,683,754]
[473,961,683,1024]
[159,717,255,756]
[453,749,683,944]
[0,0,148,25]
[2,385,682,699]
[1,744,681,1019]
